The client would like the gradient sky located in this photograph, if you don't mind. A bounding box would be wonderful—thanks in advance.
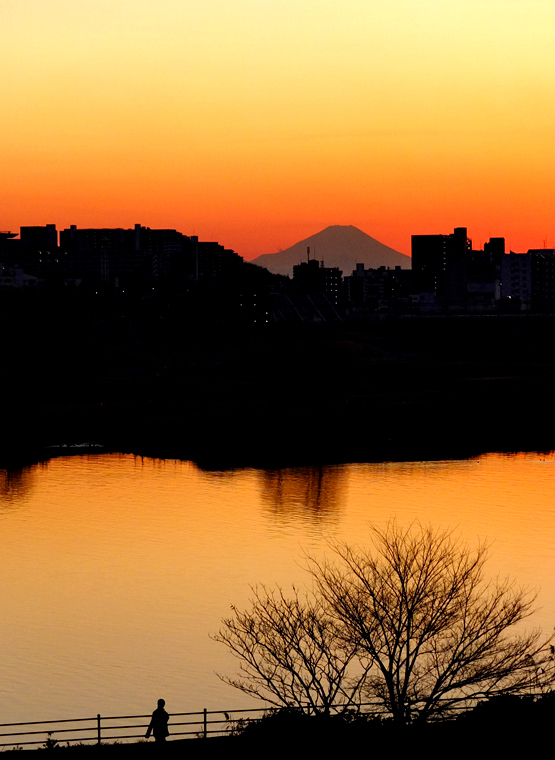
[2,0,555,258]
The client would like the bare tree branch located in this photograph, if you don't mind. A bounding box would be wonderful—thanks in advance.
[212,585,371,715]
[214,522,553,724]
[309,522,553,723]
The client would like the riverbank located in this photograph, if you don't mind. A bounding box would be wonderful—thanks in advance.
[6,696,554,759]
[3,316,555,470]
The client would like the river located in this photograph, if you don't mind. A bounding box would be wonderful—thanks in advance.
[1,452,554,723]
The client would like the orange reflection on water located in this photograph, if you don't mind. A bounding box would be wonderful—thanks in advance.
[0,466,37,502]
[345,453,555,597]
[0,452,554,724]
[259,466,347,525]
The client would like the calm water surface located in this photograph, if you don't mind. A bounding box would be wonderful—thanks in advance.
[1,453,554,723]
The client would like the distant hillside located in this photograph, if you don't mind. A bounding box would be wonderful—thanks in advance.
[250,225,410,276]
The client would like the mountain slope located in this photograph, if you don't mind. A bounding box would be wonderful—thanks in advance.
[250,225,410,276]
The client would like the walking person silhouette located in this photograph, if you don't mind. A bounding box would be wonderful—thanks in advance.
[145,699,170,742]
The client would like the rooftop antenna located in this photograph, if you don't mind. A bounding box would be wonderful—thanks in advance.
[307,246,310,263]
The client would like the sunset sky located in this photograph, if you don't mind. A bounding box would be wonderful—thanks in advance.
[2,0,555,258]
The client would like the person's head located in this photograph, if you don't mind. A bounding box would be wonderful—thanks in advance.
[157,699,165,708]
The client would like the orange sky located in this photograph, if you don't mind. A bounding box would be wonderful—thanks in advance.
[2,0,555,258]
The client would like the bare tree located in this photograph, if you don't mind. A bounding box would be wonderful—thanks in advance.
[310,522,554,724]
[212,585,370,715]
[215,523,553,724]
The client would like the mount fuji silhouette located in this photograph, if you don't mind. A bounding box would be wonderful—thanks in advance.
[250,225,410,277]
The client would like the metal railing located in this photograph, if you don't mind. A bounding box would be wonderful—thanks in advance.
[0,707,271,749]
[0,694,547,750]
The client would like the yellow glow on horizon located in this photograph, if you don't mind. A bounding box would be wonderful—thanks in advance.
[2,0,555,255]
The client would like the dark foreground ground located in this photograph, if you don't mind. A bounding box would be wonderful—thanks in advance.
[8,697,555,760]
[3,297,555,470]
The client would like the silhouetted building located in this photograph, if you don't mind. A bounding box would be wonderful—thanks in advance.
[196,241,243,279]
[20,225,57,251]
[465,238,503,312]
[345,264,415,314]
[412,228,503,313]
[0,226,59,278]
[135,225,190,280]
[59,224,243,287]
[0,231,19,261]
[59,225,150,285]
[293,258,342,304]
[501,249,555,312]
[0,231,18,246]
[500,252,531,310]
[412,227,471,311]
[528,250,555,312]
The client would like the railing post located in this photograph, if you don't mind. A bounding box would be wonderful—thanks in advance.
[203,708,207,739]
[97,714,101,745]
